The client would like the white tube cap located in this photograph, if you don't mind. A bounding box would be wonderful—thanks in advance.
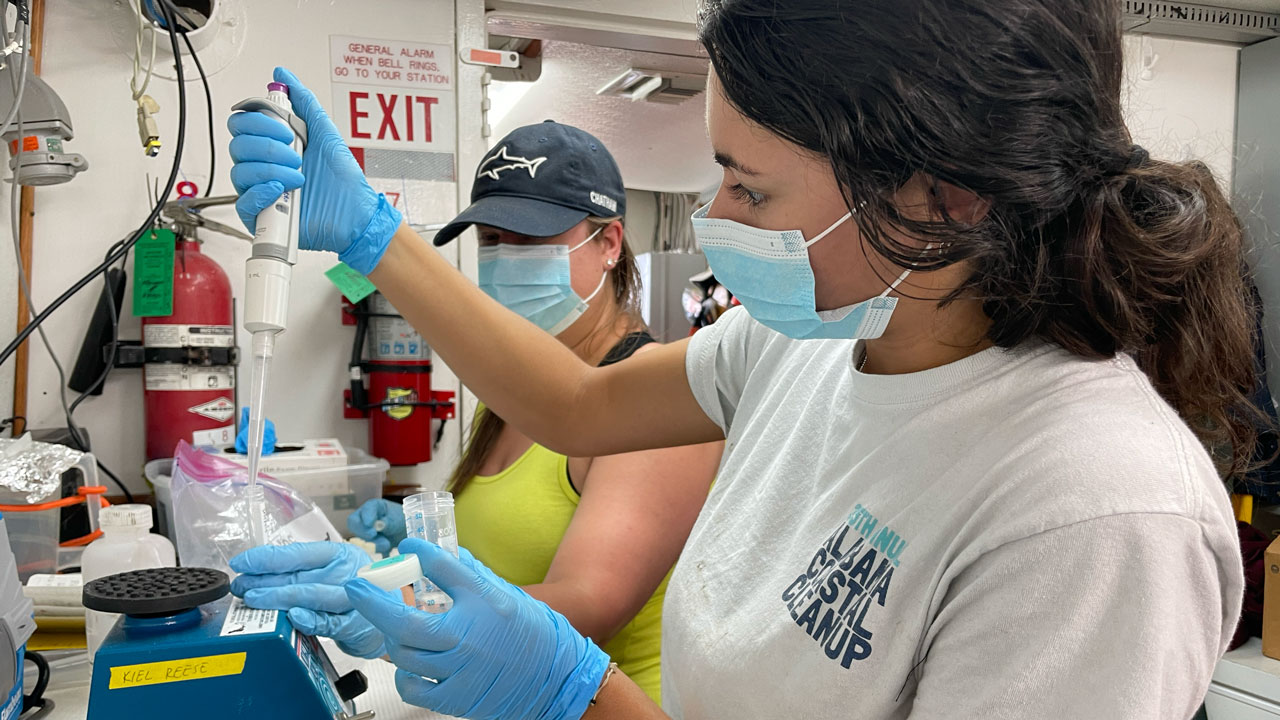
[356,553,424,591]
[99,504,154,530]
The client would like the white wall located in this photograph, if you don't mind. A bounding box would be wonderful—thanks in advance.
[0,6,1248,496]
[1121,35,1240,188]
[1,0,473,494]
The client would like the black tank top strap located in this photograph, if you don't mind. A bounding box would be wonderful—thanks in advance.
[597,331,658,367]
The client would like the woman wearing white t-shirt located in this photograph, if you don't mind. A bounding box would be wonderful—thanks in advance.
[227,0,1253,717]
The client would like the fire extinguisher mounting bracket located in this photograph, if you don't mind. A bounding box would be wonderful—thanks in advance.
[112,343,239,369]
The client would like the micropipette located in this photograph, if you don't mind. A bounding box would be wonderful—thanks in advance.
[230,83,308,546]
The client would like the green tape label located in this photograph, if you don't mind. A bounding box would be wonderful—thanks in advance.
[325,262,378,303]
[132,229,175,317]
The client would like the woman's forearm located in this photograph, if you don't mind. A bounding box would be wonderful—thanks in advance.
[581,670,670,720]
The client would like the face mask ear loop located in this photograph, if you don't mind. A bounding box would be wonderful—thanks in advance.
[582,269,610,304]
[802,212,854,248]
[877,242,937,298]
[569,227,604,254]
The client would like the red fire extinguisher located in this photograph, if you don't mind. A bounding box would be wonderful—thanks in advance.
[343,292,455,466]
[141,235,237,459]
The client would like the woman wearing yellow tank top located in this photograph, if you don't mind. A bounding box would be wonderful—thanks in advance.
[228,121,720,705]
[417,121,722,702]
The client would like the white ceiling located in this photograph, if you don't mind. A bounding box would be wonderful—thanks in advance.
[1212,0,1280,10]
[489,41,719,194]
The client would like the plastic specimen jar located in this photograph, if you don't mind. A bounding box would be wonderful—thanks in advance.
[402,491,458,613]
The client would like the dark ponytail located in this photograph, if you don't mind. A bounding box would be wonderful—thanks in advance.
[700,0,1262,476]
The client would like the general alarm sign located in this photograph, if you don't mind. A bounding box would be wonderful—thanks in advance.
[330,35,456,152]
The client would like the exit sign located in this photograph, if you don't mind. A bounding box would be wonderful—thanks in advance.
[331,36,457,152]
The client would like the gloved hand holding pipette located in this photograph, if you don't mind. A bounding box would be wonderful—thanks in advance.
[229,67,402,275]
[347,499,406,554]
[231,542,386,659]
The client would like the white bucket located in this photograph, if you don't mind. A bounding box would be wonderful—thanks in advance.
[144,459,177,542]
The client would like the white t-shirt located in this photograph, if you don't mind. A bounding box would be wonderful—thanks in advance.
[662,306,1242,720]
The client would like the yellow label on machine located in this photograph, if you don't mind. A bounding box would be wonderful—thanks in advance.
[108,652,247,690]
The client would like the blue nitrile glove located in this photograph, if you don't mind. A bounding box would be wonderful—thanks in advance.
[235,407,277,454]
[231,542,385,659]
[347,499,407,555]
[345,538,610,720]
[228,66,402,274]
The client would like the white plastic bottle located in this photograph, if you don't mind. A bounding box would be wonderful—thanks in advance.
[82,504,176,662]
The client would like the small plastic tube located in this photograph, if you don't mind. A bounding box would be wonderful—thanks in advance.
[403,491,457,612]
[357,553,432,611]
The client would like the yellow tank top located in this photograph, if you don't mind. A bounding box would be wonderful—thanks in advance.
[454,440,669,704]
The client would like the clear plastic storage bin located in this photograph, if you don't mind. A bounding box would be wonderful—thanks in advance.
[0,452,101,582]
[147,448,388,539]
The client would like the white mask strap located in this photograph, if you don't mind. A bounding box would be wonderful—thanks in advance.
[569,227,603,254]
[877,243,937,298]
[802,212,854,248]
[583,270,609,304]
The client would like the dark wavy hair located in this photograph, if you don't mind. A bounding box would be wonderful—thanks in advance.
[700,0,1260,476]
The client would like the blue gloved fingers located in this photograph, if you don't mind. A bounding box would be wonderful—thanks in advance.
[394,670,453,713]
[286,607,338,636]
[242,584,352,614]
[235,408,278,454]
[291,608,387,659]
[231,568,355,593]
[229,133,302,168]
[384,637,477,684]
[230,162,304,197]
[273,67,329,130]
[347,500,387,540]
[233,182,286,232]
[400,539,516,614]
[227,109,298,144]
[344,579,461,652]
[230,541,366,575]
[374,536,392,555]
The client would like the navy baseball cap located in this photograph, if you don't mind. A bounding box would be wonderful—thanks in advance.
[433,120,627,246]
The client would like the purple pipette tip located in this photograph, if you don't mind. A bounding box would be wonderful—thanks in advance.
[267,82,289,95]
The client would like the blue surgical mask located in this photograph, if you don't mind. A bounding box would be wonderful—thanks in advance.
[690,203,913,340]
[477,229,607,335]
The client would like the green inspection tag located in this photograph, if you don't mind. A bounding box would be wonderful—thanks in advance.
[325,262,378,303]
[132,228,175,317]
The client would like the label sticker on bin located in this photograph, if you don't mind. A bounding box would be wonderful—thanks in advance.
[219,597,278,636]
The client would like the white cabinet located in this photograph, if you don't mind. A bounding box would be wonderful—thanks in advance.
[1208,639,1280,719]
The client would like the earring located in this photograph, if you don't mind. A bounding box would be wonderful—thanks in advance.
[607,259,616,266]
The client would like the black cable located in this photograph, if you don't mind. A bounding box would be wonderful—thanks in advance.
[0,0,186,368]
[1,415,24,436]
[178,29,213,197]
[21,650,50,716]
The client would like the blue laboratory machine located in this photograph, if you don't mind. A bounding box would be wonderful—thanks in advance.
[83,567,370,720]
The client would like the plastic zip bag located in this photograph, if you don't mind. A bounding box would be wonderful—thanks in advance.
[170,441,340,574]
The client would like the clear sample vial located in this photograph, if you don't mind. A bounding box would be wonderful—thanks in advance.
[356,553,433,611]
[402,491,458,613]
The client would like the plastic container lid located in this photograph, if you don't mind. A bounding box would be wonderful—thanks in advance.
[356,553,422,591]
[99,504,154,531]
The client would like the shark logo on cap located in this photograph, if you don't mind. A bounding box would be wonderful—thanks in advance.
[477,146,548,181]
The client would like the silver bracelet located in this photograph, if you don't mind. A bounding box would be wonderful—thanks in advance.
[589,662,620,707]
